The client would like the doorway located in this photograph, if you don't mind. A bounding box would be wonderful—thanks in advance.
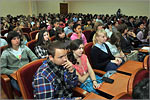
[60,3,68,15]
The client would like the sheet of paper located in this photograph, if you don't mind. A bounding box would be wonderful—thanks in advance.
[141,47,150,51]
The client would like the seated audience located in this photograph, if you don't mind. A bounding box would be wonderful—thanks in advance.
[34,30,50,59]
[1,31,37,91]
[127,27,142,48]
[70,24,87,45]
[136,22,150,44]
[46,19,52,31]
[13,27,28,45]
[68,39,102,94]
[59,20,66,28]
[0,37,8,47]
[105,31,126,61]
[84,20,93,31]
[55,27,71,43]
[91,29,122,71]
[105,21,113,38]
[49,20,60,37]
[64,20,74,35]
[32,41,79,99]
[132,78,149,99]
[89,22,104,42]
[32,21,40,31]
[118,24,134,53]
[112,21,119,32]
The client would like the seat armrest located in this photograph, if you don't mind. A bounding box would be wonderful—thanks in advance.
[93,69,106,76]
[1,74,10,82]
[1,74,14,99]
[73,87,89,97]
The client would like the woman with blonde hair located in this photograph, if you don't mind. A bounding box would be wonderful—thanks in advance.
[91,29,122,71]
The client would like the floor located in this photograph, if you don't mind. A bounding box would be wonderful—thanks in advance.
[0,88,8,99]
[0,88,22,99]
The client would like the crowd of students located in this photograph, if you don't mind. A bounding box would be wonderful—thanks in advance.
[0,12,149,99]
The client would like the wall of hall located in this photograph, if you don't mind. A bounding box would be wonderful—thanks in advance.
[0,0,32,17]
[0,0,149,17]
[68,0,149,16]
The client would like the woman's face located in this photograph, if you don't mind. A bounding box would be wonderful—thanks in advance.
[58,32,65,39]
[74,25,82,34]
[43,32,49,41]
[73,44,84,57]
[11,36,20,47]
[96,32,107,44]
[139,24,144,29]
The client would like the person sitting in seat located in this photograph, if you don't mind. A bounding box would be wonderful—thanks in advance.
[34,30,51,59]
[70,24,87,45]
[67,39,102,94]
[91,29,122,71]
[1,31,37,91]
[32,41,79,99]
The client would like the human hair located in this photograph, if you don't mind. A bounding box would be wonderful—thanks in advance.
[128,27,134,32]
[13,27,25,41]
[137,22,144,28]
[132,78,149,99]
[105,21,112,29]
[108,31,121,51]
[93,22,103,31]
[68,20,73,24]
[93,29,107,45]
[73,24,81,32]
[7,31,22,48]
[117,24,128,34]
[55,27,67,41]
[47,40,67,57]
[36,29,50,48]
[67,39,83,64]
[52,20,59,25]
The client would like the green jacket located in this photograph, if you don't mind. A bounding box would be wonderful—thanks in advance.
[0,45,38,75]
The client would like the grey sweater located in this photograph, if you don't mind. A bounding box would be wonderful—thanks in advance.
[0,45,37,75]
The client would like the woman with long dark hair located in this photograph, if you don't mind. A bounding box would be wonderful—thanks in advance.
[67,39,102,94]
[35,30,51,59]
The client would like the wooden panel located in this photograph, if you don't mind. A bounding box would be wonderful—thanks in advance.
[117,60,143,74]
[83,92,107,99]
[98,73,130,96]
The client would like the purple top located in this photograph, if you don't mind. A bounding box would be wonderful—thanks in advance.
[137,31,147,42]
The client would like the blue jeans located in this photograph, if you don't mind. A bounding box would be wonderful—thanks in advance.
[105,62,119,71]
[10,78,20,92]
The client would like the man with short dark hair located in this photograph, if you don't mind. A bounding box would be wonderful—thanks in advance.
[32,41,78,99]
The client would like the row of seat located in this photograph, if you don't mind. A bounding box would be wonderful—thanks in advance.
[1,41,149,99]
